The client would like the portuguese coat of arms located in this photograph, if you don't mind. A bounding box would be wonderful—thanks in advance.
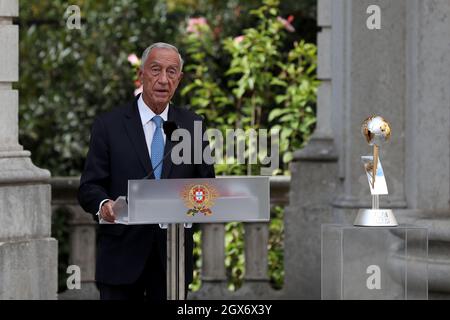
[181,183,218,216]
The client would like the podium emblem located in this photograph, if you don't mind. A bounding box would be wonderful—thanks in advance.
[194,187,206,203]
[181,183,218,217]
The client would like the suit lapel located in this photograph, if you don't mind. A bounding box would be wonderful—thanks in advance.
[161,104,178,179]
[123,96,154,178]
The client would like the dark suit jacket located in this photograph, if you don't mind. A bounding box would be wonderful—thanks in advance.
[78,94,215,285]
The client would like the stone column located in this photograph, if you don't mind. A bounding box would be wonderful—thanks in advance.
[282,0,338,299]
[404,0,450,211]
[401,0,450,299]
[51,178,98,300]
[190,223,230,299]
[332,0,408,220]
[0,0,57,299]
[233,222,274,298]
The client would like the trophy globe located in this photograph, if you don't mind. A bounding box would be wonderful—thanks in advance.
[354,116,398,227]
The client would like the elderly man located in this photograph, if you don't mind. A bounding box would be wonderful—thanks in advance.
[78,43,215,300]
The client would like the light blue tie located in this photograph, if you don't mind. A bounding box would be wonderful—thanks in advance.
[151,115,164,179]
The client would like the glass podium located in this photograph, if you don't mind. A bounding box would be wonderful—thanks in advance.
[321,224,428,300]
[100,176,270,300]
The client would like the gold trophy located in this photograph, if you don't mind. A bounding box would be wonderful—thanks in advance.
[354,116,398,227]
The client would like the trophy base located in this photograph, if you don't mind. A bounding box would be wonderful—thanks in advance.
[353,209,398,227]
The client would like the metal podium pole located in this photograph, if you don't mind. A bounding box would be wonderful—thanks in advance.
[167,223,185,300]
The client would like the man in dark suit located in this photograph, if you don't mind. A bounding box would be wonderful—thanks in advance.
[78,42,215,300]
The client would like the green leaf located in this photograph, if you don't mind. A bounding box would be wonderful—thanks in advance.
[268,108,291,122]
[271,78,288,87]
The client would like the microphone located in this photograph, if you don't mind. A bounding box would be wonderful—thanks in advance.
[143,120,179,179]
[162,120,178,139]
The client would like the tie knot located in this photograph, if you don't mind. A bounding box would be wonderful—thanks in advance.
[152,115,163,128]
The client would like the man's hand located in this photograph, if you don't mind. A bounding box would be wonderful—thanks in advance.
[100,200,116,223]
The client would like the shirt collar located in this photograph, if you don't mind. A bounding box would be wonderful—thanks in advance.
[137,94,169,126]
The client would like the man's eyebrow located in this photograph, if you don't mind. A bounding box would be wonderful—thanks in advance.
[149,61,180,68]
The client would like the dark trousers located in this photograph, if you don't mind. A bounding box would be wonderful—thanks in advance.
[97,245,166,301]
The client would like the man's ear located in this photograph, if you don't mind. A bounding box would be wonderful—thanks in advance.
[138,68,143,82]
[178,72,184,82]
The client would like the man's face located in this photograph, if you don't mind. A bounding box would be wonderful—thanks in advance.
[139,48,183,112]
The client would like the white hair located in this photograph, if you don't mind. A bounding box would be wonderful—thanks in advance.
[140,42,184,71]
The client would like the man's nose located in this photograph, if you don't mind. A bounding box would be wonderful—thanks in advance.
[157,70,169,84]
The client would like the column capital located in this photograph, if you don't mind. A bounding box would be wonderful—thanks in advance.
[0,0,18,18]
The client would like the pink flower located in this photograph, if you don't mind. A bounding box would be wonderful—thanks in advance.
[187,17,208,34]
[128,54,140,66]
[234,35,245,44]
[134,85,143,96]
[277,16,295,33]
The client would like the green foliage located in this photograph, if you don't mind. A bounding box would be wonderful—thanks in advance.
[268,206,284,289]
[18,0,180,175]
[270,40,319,165]
[182,0,318,177]
[189,228,203,292]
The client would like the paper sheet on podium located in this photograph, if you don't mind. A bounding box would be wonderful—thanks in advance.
[99,196,128,224]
